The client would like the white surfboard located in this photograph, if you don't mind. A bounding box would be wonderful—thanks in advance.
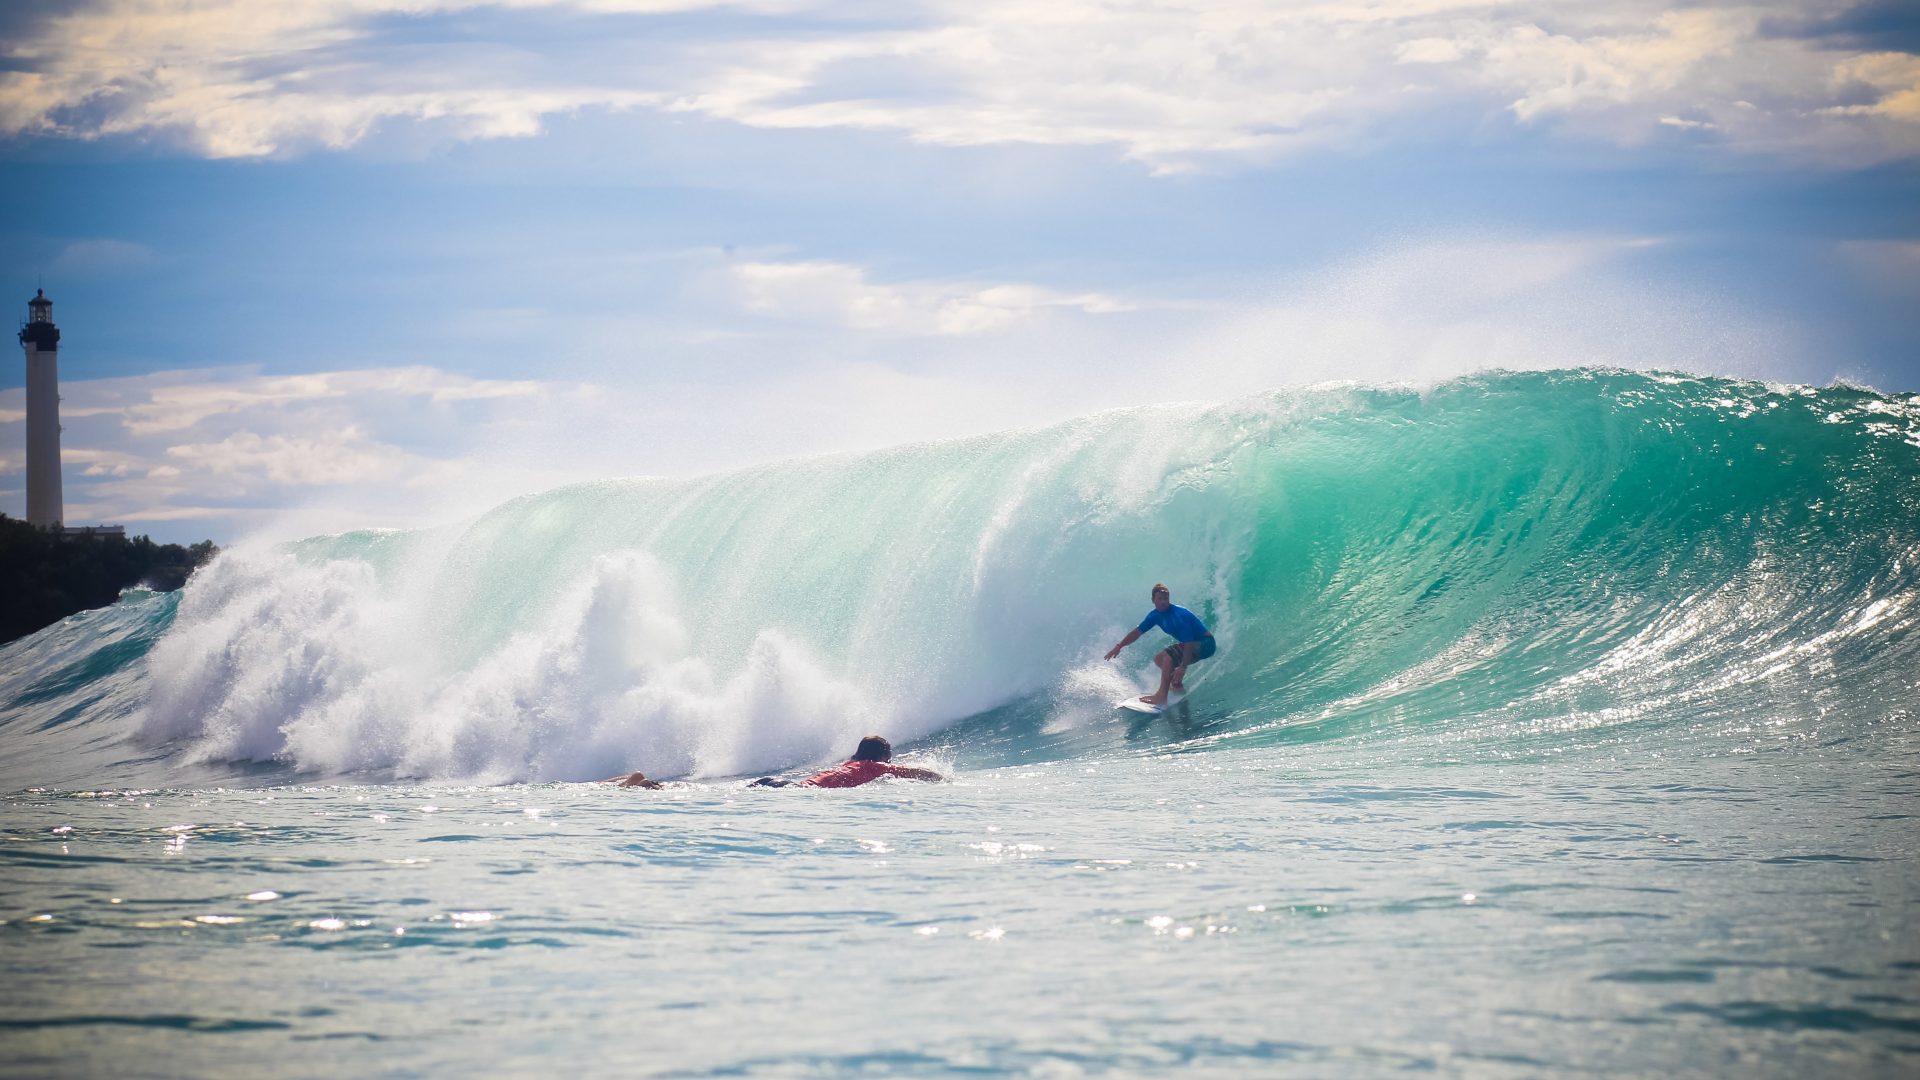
[1116,691,1185,715]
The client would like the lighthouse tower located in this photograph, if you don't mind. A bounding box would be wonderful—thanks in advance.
[19,289,63,528]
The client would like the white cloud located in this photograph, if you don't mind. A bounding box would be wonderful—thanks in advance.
[65,446,150,478]
[0,364,562,538]
[163,428,402,485]
[1825,52,1920,121]
[1397,38,1466,65]
[731,260,1130,335]
[0,1,1913,168]
[1161,232,1815,400]
[49,238,159,276]
[118,367,541,435]
[0,0,685,157]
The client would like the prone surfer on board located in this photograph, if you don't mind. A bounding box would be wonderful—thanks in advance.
[750,735,946,788]
[602,772,666,788]
[1104,583,1215,705]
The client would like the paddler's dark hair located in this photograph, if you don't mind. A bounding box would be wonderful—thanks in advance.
[1152,583,1169,596]
[852,735,893,762]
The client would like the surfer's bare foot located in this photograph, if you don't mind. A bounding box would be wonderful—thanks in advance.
[1141,694,1166,705]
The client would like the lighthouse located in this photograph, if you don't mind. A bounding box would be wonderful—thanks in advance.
[19,289,63,528]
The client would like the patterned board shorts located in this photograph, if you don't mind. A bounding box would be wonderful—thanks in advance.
[1162,635,1216,665]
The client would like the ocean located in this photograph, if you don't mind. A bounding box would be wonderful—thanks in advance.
[2,368,1916,1076]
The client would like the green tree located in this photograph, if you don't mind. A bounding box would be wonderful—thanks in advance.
[0,515,219,645]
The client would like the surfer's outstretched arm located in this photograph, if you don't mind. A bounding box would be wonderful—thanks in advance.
[1105,629,1143,660]
[889,766,946,783]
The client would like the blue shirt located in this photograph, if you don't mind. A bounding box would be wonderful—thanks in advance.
[1137,604,1210,643]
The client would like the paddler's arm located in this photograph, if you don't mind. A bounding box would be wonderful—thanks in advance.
[1104,629,1144,660]
[890,766,947,782]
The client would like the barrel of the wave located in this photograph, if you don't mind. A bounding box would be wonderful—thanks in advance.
[18,289,63,528]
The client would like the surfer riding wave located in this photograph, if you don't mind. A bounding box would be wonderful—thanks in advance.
[1104,583,1215,705]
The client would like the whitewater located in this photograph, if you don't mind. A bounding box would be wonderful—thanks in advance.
[3,368,1918,1077]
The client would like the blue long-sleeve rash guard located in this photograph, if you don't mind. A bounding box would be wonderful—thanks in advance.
[1137,604,1210,642]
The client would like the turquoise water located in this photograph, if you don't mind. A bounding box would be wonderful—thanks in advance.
[2,369,1917,1075]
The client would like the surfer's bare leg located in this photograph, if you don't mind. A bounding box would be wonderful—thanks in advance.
[1143,650,1175,704]
[1169,643,1193,692]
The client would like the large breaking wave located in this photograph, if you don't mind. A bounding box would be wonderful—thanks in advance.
[3,369,1917,788]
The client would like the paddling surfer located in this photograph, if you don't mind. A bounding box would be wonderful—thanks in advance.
[750,735,946,788]
[1104,583,1215,705]
[606,737,944,791]
[602,772,666,788]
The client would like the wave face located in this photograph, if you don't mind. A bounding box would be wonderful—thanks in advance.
[3,369,1917,788]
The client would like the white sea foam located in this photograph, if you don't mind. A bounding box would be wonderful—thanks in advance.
[141,548,882,781]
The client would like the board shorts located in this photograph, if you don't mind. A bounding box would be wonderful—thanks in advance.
[1163,635,1216,666]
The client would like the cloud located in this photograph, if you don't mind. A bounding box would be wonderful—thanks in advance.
[163,428,403,486]
[1167,234,1751,389]
[0,0,685,157]
[48,238,159,276]
[0,364,562,538]
[1764,0,1920,54]
[65,446,150,478]
[0,1,1914,168]
[1398,38,1467,65]
[731,260,1131,335]
[663,2,1920,168]
[1825,52,1920,120]
[118,366,541,435]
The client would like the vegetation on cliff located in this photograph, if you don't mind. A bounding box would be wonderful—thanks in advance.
[0,514,217,645]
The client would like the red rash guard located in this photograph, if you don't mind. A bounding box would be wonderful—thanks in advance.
[802,760,943,788]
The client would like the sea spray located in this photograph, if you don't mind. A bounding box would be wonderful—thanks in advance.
[139,549,876,781]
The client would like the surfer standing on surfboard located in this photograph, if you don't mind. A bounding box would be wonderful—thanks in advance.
[1104,584,1216,705]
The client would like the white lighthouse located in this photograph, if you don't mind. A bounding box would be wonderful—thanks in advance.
[20,288,64,528]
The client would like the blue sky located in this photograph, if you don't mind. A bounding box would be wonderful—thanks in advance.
[2,0,1917,542]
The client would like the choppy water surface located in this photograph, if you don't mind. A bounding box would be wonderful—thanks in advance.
[5,730,1918,1078]
[3,370,1918,1075]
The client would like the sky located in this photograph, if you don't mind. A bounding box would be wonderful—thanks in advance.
[1,0,1917,544]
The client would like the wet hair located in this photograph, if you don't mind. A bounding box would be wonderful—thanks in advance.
[1151,583,1170,597]
[852,735,893,762]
